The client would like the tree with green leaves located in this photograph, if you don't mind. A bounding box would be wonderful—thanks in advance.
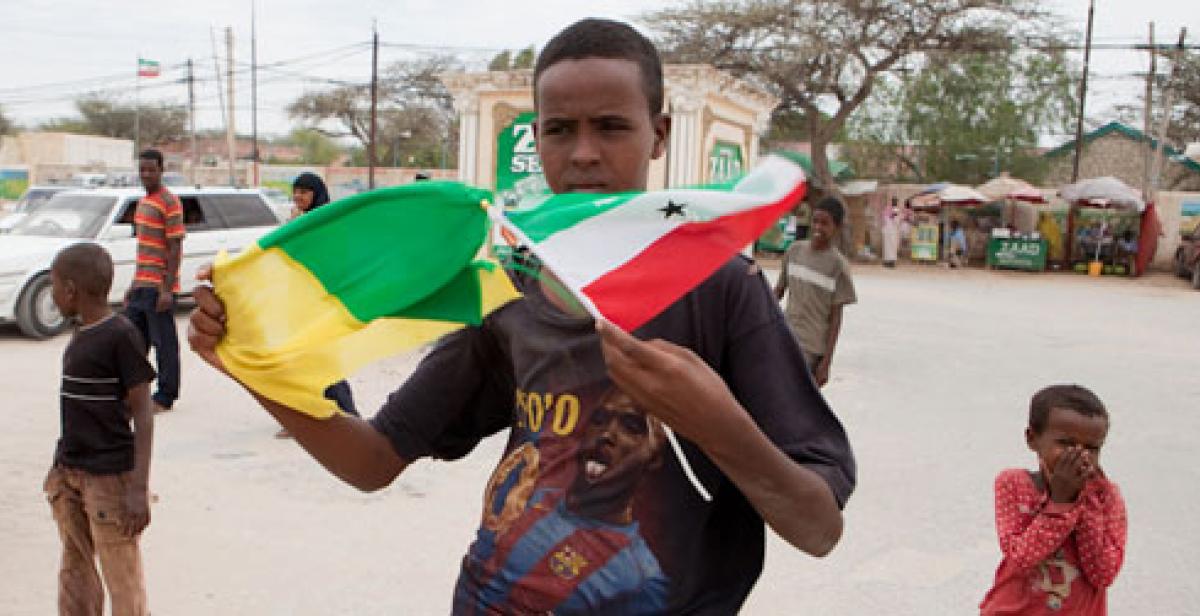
[488,50,513,71]
[285,128,342,165]
[644,0,1052,193]
[512,46,536,70]
[288,55,460,169]
[487,46,536,71]
[1166,49,1200,147]
[844,48,1077,184]
[40,95,186,145]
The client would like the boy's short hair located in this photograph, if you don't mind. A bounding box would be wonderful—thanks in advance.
[534,18,664,116]
[139,148,164,169]
[53,242,114,297]
[1029,384,1109,433]
[814,197,846,226]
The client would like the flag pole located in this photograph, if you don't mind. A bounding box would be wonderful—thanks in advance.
[486,203,714,502]
[134,56,141,155]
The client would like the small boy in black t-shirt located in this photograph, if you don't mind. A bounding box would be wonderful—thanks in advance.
[44,242,156,615]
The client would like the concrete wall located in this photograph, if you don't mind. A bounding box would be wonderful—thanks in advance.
[1044,132,1200,192]
[0,132,133,169]
[1155,191,1199,268]
[0,133,135,184]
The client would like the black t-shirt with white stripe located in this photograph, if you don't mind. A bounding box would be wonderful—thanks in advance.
[55,313,156,474]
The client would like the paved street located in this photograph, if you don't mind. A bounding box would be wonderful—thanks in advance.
[1,265,1196,614]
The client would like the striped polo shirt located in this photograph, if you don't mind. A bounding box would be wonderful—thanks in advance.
[133,187,186,290]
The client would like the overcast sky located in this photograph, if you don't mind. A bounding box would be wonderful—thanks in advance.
[2,0,1196,142]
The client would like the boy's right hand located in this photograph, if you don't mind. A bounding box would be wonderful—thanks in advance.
[187,264,229,375]
[1048,445,1091,503]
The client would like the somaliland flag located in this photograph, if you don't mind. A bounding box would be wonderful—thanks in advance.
[213,181,520,419]
[137,58,160,78]
[493,154,807,332]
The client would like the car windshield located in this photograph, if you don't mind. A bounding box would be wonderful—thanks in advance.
[14,189,62,213]
[9,194,117,238]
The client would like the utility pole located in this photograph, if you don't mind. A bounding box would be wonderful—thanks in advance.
[1142,23,1156,201]
[187,59,197,184]
[1070,0,1095,182]
[369,22,379,189]
[1148,28,1188,204]
[225,27,237,187]
[210,28,228,186]
[251,1,260,186]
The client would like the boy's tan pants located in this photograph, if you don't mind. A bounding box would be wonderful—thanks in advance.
[44,466,148,616]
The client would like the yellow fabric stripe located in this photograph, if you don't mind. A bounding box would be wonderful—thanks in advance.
[212,245,518,419]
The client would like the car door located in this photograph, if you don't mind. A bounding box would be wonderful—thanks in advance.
[172,194,224,294]
[201,193,280,256]
[104,197,141,304]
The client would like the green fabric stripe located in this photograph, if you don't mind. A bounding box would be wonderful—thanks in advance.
[392,261,483,324]
[258,181,492,322]
[503,192,635,243]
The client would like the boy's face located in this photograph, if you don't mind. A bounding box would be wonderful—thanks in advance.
[1026,406,1108,472]
[534,58,668,194]
[138,158,162,191]
[811,209,838,247]
[49,267,77,318]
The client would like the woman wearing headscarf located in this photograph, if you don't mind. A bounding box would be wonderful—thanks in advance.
[290,171,332,219]
[277,173,359,437]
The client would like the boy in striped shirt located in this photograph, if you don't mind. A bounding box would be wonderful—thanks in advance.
[125,148,185,412]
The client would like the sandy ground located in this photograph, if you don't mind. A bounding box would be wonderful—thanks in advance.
[1,265,1197,614]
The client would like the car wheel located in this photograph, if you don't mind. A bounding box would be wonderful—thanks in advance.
[15,273,69,339]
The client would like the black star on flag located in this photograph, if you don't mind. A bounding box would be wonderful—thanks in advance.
[658,200,686,219]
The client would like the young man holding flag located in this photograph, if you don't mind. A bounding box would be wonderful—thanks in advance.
[189,18,854,613]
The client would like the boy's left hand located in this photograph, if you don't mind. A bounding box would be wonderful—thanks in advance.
[122,485,151,537]
[155,287,174,313]
[814,358,831,388]
[596,320,742,447]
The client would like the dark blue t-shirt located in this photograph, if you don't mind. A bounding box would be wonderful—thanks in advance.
[55,313,156,474]
[371,256,856,614]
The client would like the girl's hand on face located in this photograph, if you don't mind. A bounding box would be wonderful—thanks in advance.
[1048,445,1089,504]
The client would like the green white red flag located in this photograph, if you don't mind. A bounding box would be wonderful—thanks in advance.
[492,154,808,332]
[137,58,160,78]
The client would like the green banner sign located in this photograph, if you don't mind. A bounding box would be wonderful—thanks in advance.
[709,141,744,184]
[987,238,1047,271]
[495,111,547,206]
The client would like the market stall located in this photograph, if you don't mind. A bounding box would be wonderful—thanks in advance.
[977,176,1051,272]
[1059,176,1150,276]
[908,184,990,264]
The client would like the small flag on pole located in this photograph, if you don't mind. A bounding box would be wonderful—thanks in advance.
[137,58,160,78]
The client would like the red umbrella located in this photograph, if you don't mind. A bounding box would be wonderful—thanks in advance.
[1006,186,1047,204]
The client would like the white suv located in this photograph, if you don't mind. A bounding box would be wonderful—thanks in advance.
[0,187,282,338]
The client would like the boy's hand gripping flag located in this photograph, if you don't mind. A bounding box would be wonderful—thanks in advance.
[492,154,808,502]
[212,181,519,419]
